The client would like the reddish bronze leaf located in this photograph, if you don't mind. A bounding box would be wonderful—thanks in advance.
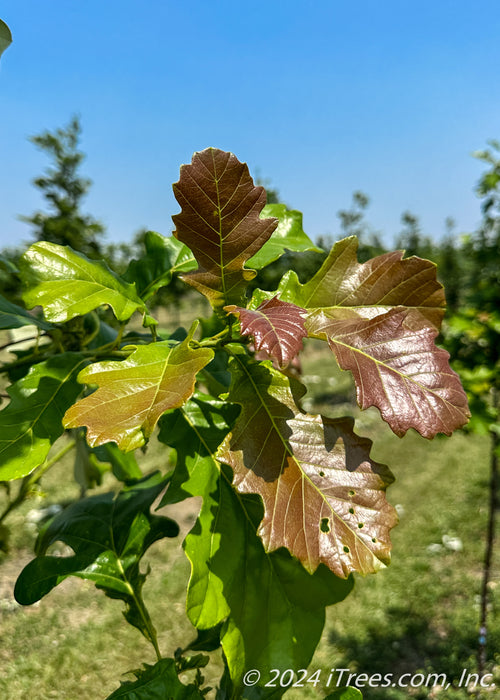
[225,297,307,369]
[218,354,397,577]
[307,307,470,438]
[281,236,446,330]
[172,148,278,309]
[63,329,213,451]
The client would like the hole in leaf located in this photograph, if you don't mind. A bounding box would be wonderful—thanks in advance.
[358,523,364,529]
[348,507,355,514]
[343,545,350,553]
[320,517,330,533]
[372,538,377,543]
[348,489,355,496]
[319,471,325,477]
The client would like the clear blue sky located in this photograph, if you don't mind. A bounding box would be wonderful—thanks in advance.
[1,1,499,250]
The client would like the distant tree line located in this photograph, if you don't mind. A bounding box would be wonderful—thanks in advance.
[1,117,499,324]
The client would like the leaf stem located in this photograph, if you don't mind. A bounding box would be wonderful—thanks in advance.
[114,321,127,349]
[115,555,162,661]
[190,326,232,350]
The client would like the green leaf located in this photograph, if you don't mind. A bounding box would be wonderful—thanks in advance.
[63,325,214,451]
[307,307,470,438]
[324,688,363,699]
[123,231,196,301]
[0,294,53,331]
[91,442,143,482]
[14,473,178,647]
[218,352,397,577]
[0,19,12,60]
[159,395,353,693]
[225,296,307,369]
[20,242,147,323]
[247,204,322,269]
[106,658,205,699]
[200,350,232,396]
[279,236,446,330]
[0,353,86,480]
[172,148,278,309]
[73,430,108,491]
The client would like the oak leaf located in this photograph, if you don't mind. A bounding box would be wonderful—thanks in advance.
[280,235,446,329]
[123,231,196,301]
[159,395,353,687]
[172,148,278,308]
[63,328,213,451]
[272,235,469,437]
[225,296,307,368]
[247,203,321,269]
[217,353,397,578]
[20,242,146,323]
[0,294,53,331]
[0,353,86,480]
[307,307,470,437]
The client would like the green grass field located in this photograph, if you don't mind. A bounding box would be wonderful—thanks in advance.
[0,332,498,699]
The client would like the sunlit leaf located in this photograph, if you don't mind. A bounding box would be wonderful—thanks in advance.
[225,296,307,368]
[172,148,278,309]
[0,294,52,331]
[106,659,205,700]
[272,236,469,437]
[14,473,178,645]
[247,204,322,269]
[123,231,196,301]
[279,235,446,329]
[159,395,353,693]
[20,242,147,323]
[218,352,397,578]
[0,19,12,60]
[63,325,214,451]
[307,307,470,438]
[0,353,86,480]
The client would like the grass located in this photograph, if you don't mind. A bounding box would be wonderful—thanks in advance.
[0,331,498,699]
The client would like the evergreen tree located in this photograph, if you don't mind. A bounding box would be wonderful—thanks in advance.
[396,210,434,259]
[21,116,105,258]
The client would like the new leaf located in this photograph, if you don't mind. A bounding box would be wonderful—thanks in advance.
[276,236,469,437]
[280,235,446,328]
[307,307,470,437]
[63,328,213,451]
[172,148,278,309]
[218,353,397,578]
[225,296,307,368]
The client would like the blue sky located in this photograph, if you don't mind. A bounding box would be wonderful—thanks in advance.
[1,1,499,250]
